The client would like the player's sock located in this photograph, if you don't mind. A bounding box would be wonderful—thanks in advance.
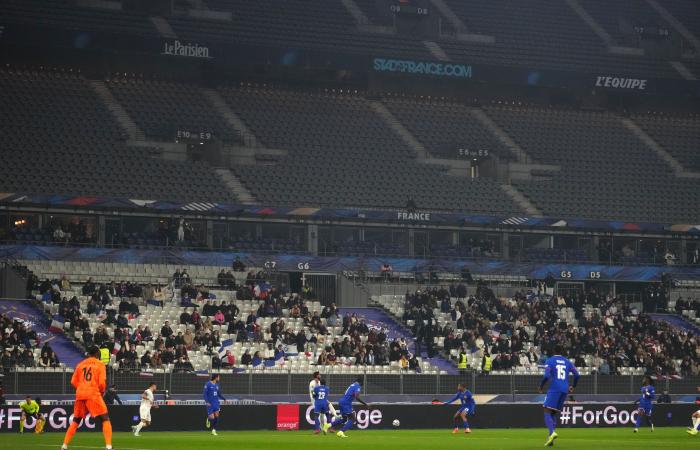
[544,413,555,435]
[314,415,320,431]
[635,415,642,429]
[645,416,654,429]
[210,416,218,431]
[63,421,79,446]
[453,416,461,429]
[463,418,469,429]
[19,419,24,433]
[102,420,113,447]
[341,418,354,432]
[134,422,145,434]
[693,417,698,429]
[320,413,327,429]
[331,417,345,428]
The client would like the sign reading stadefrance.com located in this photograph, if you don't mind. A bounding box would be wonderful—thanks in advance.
[373,58,472,78]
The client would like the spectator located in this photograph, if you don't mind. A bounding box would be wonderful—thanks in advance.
[160,321,173,338]
[82,277,96,296]
[174,356,194,373]
[222,350,236,368]
[232,256,246,272]
[380,263,393,282]
[251,351,262,367]
[241,349,252,366]
[104,385,123,405]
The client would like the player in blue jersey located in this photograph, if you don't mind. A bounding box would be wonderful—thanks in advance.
[539,345,580,447]
[325,377,370,438]
[443,384,476,434]
[203,374,226,436]
[634,376,655,433]
[312,379,331,434]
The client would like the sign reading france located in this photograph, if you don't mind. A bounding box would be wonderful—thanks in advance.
[373,58,472,78]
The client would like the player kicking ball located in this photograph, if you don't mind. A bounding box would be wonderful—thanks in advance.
[326,377,371,438]
[539,345,579,447]
[443,384,476,434]
[132,382,158,436]
[687,386,700,436]
[204,374,226,436]
[634,376,655,433]
[312,379,331,434]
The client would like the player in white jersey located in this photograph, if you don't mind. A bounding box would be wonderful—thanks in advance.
[132,382,158,436]
[687,386,700,436]
[310,371,337,433]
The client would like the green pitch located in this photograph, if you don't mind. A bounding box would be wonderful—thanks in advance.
[0,428,696,450]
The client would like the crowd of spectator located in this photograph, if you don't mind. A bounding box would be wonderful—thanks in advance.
[400,282,699,376]
[1,311,59,370]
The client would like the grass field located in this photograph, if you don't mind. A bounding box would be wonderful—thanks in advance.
[0,428,697,450]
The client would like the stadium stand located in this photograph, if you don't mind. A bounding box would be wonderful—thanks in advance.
[632,113,700,172]
[581,0,670,46]
[657,0,700,45]
[168,0,432,60]
[483,104,700,223]
[1,0,159,37]
[0,67,233,203]
[374,284,700,376]
[439,0,680,78]
[381,98,512,161]
[216,85,520,213]
[22,261,438,374]
[106,76,241,143]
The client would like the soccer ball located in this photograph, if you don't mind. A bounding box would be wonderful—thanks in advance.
[392,419,400,427]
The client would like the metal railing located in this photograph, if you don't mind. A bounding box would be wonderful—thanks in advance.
[3,369,698,397]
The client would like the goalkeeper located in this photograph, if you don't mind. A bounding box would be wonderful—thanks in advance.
[19,395,46,434]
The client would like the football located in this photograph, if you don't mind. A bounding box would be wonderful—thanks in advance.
[392,419,400,427]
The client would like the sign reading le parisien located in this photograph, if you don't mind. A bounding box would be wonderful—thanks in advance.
[162,40,211,59]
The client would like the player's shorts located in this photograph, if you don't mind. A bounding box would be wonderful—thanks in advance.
[314,404,329,415]
[73,396,108,418]
[207,403,221,415]
[637,404,652,416]
[139,405,152,422]
[457,405,474,415]
[338,401,354,416]
[543,391,567,412]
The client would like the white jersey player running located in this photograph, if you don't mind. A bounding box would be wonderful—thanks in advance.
[687,386,700,436]
[310,371,337,433]
[132,383,158,436]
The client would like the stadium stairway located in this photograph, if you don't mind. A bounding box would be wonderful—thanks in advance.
[340,307,458,375]
[648,313,700,335]
[0,300,84,368]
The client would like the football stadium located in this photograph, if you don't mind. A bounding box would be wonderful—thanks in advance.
[0,0,699,449]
